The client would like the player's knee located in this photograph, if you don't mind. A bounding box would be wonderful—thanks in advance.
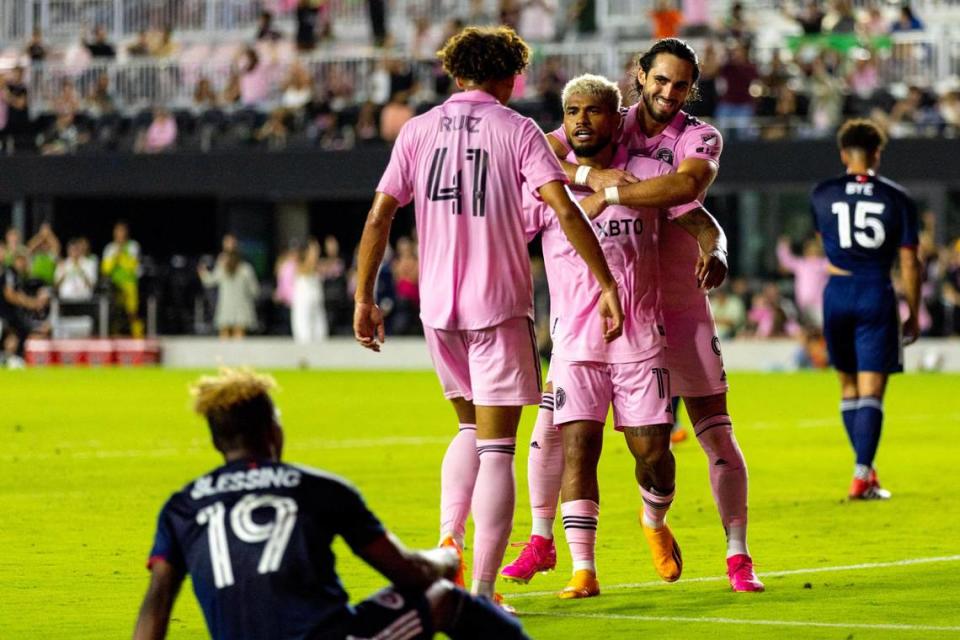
[697,422,745,471]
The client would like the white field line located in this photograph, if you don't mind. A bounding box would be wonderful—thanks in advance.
[518,611,960,633]
[1,436,452,462]
[508,554,960,600]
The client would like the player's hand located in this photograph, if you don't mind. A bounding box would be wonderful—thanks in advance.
[587,167,639,192]
[902,314,920,346]
[579,191,608,220]
[353,301,386,352]
[598,285,624,342]
[696,249,728,290]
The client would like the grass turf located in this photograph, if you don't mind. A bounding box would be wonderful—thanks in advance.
[2,368,959,639]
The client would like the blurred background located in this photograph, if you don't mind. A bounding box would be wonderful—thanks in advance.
[0,0,959,368]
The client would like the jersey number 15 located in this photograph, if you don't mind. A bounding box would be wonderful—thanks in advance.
[831,201,886,249]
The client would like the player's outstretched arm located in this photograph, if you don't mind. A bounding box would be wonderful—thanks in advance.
[132,559,185,640]
[353,192,399,352]
[538,180,624,342]
[899,245,922,345]
[357,532,459,591]
[547,133,638,191]
[609,157,718,209]
[673,207,729,290]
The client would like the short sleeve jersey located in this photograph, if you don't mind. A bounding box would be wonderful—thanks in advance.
[377,89,568,331]
[148,460,385,640]
[551,107,723,312]
[525,148,699,363]
[811,173,919,276]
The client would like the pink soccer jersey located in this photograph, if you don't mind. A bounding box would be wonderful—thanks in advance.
[550,108,723,313]
[377,89,568,331]
[526,147,699,364]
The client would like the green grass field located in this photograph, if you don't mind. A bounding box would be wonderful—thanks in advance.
[3,368,960,639]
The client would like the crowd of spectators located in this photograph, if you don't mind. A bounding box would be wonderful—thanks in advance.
[4,212,960,368]
[1,1,959,153]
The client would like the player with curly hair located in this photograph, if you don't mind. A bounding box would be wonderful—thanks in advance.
[354,26,623,605]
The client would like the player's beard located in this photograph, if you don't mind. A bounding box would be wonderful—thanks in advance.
[642,89,680,123]
[572,132,613,158]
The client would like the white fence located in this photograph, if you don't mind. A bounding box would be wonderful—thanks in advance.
[14,29,960,115]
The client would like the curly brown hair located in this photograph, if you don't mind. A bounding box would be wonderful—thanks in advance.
[437,26,531,83]
[837,118,887,155]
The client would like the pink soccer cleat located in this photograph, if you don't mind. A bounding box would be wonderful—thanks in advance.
[727,554,765,592]
[500,535,556,584]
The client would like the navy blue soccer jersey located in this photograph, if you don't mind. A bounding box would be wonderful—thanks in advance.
[148,459,385,640]
[811,173,919,276]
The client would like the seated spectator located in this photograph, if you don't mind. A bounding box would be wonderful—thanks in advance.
[256,11,283,42]
[4,227,25,265]
[721,1,755,45]
[254,108,289,150]
[891,4,923,32]
[517,0,558,43]
[827,0,857,33]
[221,71,242,106]
[193,77,219,111]
[379,91,414,143]
[651,0,683,39]
[151,27,178,58]
[237,47,270,106]
[939,88,960,129]
[25,28,47,63]
[27,223,60,286]
[2,67,31,137]
[198,248,260,339]
[85,73,116,116]
[53,78,82,117]
[710,285,746,339]
[138,107,178,153]
[777,235,829,326]
[281,62,314,114]
[56,237,98,302]
[84,25,117,59]
[1,252,50,360]
[127,30,152,57]
[38,112,87,155]
[859,5,889,37]
[786,0,825,35]
[296,0,319,52]
[355,101,380,144]
[745,283,799,338]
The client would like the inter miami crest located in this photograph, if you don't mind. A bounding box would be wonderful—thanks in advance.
[655,148,674,164]
[555,387,567,410]
[711,336,722,357]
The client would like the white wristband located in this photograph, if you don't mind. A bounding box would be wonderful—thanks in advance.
[604,186,620,205]
[574,165,592,186]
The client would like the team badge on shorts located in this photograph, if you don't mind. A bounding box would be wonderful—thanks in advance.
[373,590,405,610]
[655,148,674,164]
[711,336,722,357]
[555,387,567,410]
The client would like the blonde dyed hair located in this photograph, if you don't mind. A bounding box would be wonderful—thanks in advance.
[191,367,277,418]
[561,74,622,114]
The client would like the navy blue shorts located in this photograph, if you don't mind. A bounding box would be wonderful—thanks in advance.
[313,588,433,640]
[822,275,903,374]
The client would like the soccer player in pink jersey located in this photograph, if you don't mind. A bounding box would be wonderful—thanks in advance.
[506,39,764,593]
[353,27,624,603]
[506,74,729,598]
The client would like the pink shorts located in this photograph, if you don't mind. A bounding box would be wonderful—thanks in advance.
[662,297,729,398]
[549,353,673,429]
[423,316,542,407]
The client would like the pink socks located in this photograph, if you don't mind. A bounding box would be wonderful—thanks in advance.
[561,499,599,572]
[471,437,517,584]
[440,424,479,545]
[528,393,564,534]
[695,414,749,556]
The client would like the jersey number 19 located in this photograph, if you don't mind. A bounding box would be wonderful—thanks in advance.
[196,494,299,589]
[831,201,886,249]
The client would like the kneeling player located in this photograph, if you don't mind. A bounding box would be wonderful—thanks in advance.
[133,368,530,640]
[811,119,921,499]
